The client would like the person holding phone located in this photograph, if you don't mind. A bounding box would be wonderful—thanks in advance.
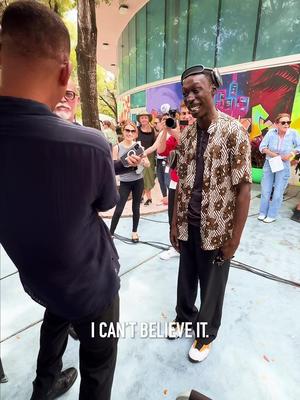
[258,113,300,223]
[110,121,150,242]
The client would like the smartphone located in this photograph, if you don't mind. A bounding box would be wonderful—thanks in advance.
[179,120,188,126]
[120,143,144,166]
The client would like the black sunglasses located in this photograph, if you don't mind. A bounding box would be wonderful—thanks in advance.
[64,90,77,101]
[279,120,291,125]
[124,128,136,133]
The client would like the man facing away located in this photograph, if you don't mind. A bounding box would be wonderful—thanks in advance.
[0,2,122,399]
[169,65,252,362]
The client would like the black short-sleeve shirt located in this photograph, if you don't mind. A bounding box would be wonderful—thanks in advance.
[0,97,120,320]
[187,126,209,227]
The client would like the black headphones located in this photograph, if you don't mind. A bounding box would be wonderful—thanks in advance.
[181,65,223,88]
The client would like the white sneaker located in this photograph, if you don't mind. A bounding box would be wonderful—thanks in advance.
[176,392,191,400]
[188,340,211,362]
[257,214,266,221]
[160,247,179,260]
[264,217,276,223]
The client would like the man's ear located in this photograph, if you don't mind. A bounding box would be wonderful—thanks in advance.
[211,86,217,95]
[59,61,72,87]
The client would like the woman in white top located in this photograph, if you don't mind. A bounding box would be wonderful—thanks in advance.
[258,113,300,222]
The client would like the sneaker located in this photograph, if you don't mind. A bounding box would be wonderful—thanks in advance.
[257,214,266,221]
[160,247,179,260]
[167,320,187,340]
[263,217,276,223]
[176,392,191,400]
[188,341,211,362]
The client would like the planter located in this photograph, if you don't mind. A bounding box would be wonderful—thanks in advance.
[252,167,263,184]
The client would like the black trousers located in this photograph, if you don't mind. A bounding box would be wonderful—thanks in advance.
[156,158,169,197]
[110,178,144,235]
[168,187,176,226]
[32,295,119,400]
[176,225,230,345]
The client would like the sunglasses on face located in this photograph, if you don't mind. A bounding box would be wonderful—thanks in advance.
[124,128,135,133]
[64,90,77,101]
[279,120,291,126]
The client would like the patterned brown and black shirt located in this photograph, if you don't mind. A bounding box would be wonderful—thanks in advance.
[176,110,252,250]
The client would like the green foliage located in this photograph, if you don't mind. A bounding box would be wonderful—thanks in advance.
[97,65,117,119]
[42,0,76,16]
[63,13,78,80]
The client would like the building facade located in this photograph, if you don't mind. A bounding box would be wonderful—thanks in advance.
[115,0,300,183]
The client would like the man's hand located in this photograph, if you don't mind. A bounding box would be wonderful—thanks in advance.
[126,155,142,166]
[170,224,180,252]
[220,238,239,260]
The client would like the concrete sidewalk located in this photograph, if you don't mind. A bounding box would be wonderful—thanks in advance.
[1,184,300,400]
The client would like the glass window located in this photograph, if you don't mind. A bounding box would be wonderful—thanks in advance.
[187,0,219,68]
[256,0,300,60]
[165,0,189,78]
[217,0,260,67]
[130,91,146,108]
[146,0,165,82]
[122,26,130,92]
[136,6,147,87]
[128,17,137,89]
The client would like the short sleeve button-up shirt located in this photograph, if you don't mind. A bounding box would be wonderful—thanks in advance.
[176,110,252,250]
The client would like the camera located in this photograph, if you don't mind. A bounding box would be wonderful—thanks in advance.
[120,143,144,166]
[165,109,178,129]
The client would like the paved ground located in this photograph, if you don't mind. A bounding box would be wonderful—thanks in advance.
[101,178,168,219]
[1,183,300,400]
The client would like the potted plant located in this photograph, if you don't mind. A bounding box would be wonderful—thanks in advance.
[250,134,265,183]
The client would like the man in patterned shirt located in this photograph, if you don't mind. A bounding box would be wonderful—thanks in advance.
[169,65,252,362]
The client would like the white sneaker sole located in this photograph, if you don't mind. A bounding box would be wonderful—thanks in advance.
[188,342,211,363]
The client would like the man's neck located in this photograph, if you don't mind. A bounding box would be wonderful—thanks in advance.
[197,108,218,131]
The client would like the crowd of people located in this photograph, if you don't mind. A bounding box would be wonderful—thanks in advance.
[0,2,299,400]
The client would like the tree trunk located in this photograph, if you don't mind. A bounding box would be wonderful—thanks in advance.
[76,0,100,129]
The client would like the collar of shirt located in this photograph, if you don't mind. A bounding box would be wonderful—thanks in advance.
[0,96,53,117]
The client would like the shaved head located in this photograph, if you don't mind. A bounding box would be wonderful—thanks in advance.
[1,0,70,62]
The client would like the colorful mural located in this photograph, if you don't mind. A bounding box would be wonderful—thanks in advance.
[139,64,300,139]
[117,63,300,184]
[119,63,300,139]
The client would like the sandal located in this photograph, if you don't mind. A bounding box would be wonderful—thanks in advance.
[144,199,152,206]
[131,232,139,243]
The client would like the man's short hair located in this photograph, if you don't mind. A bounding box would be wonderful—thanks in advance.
[1,1,70,61]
